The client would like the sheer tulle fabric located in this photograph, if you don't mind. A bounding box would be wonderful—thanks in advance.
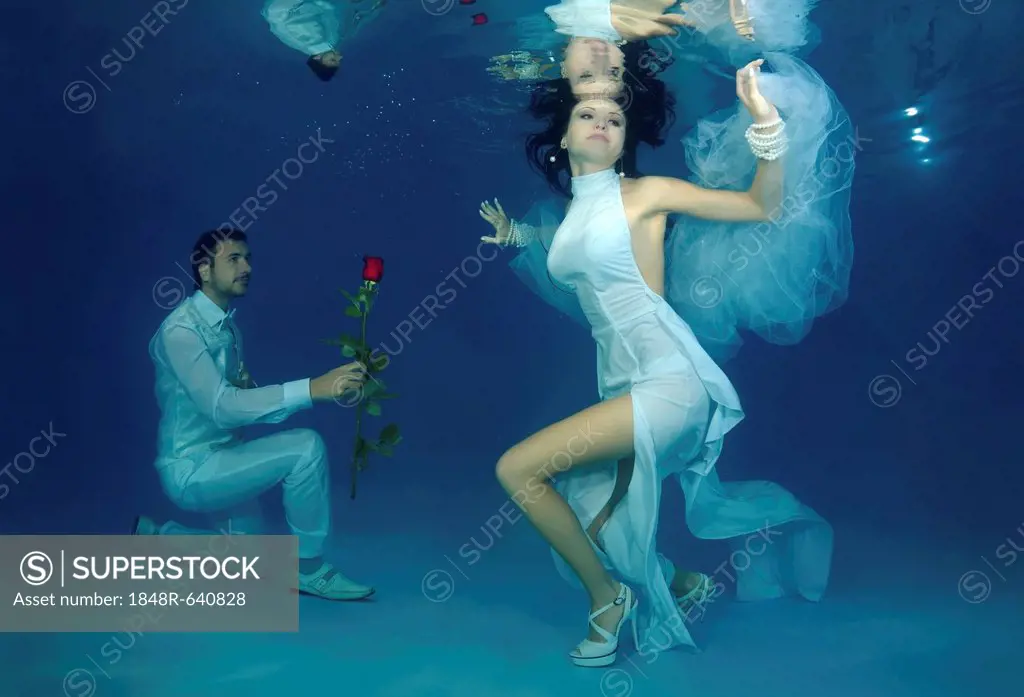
[509,205,590,327]
[665,51,854,362]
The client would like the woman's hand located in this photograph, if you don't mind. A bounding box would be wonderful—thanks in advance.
[736,59,778,124]
[487,52,553,82]
[479,198,511,245]
[729,0,755,41]
[611,0,694,41]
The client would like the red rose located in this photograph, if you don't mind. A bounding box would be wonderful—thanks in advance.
[362,256,384,283]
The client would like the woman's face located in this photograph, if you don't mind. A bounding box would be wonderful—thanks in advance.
[565,98,626,166]
[562,39,625,97]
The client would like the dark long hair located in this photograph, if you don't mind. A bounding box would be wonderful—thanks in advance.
[525,41,676,197]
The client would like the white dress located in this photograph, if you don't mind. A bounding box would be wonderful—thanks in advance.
[532,168,833,652]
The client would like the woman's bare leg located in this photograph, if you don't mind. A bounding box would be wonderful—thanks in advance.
[496,394,634,639]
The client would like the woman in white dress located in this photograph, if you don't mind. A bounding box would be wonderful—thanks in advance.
[476,0,848,671]
[480,59,811,668]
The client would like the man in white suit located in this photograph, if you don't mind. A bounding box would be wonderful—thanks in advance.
[263,0,387,82]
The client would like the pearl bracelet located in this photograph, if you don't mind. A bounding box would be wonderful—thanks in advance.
[745,117,788,161]
[505,219,537,248]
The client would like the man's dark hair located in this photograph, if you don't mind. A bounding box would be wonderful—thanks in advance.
[190,228,248,289]
[307,55,339,82]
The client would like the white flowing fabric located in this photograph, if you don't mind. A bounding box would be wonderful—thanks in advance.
[666,51,855,362]
[510,169,832,652]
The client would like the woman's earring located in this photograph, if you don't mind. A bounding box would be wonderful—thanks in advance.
[549,154,557,162]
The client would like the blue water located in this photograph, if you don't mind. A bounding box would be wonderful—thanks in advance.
[2,0,1023,695]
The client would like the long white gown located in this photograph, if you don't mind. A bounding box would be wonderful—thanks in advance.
[503,0,848,654]
[524,167,833,652]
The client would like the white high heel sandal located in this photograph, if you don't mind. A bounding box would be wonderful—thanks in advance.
[570,583,639,668]
[676,573,713,622]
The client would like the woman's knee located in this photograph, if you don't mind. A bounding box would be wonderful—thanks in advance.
[495,445,535,490]
[494,448,518,487]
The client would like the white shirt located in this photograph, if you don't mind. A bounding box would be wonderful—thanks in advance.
[150,290,312,464]
[262,0,341,56]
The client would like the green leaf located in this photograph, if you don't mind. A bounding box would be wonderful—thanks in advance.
[376,445,393,457]
[353,435,369,459]
[361,380,383,399]
[378,423,400,444]
[342,345,356,357]
[365,402,382,417]
[370,351,391,371]
[340,290,364,316]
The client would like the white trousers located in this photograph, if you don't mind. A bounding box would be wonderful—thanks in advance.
[157,428,330,558]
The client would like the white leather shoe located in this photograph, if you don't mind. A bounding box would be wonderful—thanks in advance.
[297,563,375,601]
[570,583,638,667]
